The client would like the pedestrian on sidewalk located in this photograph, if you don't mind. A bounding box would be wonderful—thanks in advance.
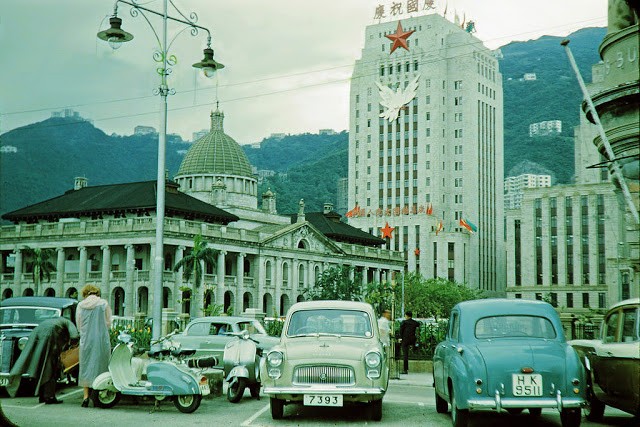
[76,284,112,408]
[399,311,419,374]
[377,309,392,347]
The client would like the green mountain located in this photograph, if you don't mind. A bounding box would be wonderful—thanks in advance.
[0,27,607,220]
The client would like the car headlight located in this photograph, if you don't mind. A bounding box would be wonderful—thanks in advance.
[365,351,382,379]
[266,350,283,379]
[267,351,283,367]
[18,337,28,350]
[365,351,382,368]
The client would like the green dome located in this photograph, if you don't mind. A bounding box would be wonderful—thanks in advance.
[177,110,254,178]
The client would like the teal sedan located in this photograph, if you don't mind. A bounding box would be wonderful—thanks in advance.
[433,299,586,427]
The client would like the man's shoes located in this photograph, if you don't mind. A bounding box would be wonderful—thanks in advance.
[81,398,90,408]
[44,397,63,404]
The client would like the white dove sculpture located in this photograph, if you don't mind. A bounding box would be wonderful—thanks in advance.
[376,74,420,122]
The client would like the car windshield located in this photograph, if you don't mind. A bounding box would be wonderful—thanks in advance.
[475,315,556,339]
[286,309,373,338]
[0,306,61,326]
[236,320,267,335]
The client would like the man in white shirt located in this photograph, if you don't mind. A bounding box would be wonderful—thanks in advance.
[377,309,392,347]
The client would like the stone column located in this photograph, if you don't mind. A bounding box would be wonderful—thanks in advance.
[14,248,23,293]
[216,251,226,306]
[78,246,88,289]
[362,266,369,286]
[175,246,185,312]
[125,244,135,317]
[56,247,65,297]
[375,268,381,284]
[100,245,110,301]
[275,257,283,316]
[237,253,245,313]
[255,255,264,310]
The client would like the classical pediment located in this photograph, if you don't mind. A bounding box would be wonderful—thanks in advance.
[260,222,344,255]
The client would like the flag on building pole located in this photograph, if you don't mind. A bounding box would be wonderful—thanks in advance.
[345,205,361,218]
[459,218,478,234]
[435,220,444,235]
[426,202,433,215]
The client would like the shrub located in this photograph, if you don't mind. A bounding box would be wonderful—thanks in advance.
[109,325,152,352]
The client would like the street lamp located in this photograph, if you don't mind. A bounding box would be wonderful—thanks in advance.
[97,0,224,344]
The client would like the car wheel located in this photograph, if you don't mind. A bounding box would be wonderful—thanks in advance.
[450,387,469,427]
[249,383,261,399]
[227,378,246,403]
[435,389,448,413]
[173,394,202,413]
[270,397,284,419]
[507,408,523,415]
[560,408,581,427]
[370,399,383,421]
[92,388,121,409]
[528,408,542,417]
[584,382,605,421]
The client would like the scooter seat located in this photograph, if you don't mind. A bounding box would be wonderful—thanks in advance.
[148,348,171,358]
[172,348,196,357]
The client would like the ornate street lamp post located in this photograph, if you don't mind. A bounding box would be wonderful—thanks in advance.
[97,0,224,343]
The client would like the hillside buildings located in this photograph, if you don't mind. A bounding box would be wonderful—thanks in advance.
[504,174,552,210]
[529,120,562,137]
[346,13,505,293]
[134,125,157,136]
[505,55,639,315]
[0,110,404,321]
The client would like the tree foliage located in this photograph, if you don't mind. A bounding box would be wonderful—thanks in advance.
[23,247,56,296]
[400,274,483,319]
[304,266,363,301]
[173,234,217,318]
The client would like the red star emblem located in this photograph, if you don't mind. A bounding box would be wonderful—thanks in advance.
[385,21,415,54]
[380,222,394,239]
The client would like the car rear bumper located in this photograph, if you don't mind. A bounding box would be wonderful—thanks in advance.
[468,391,585,412]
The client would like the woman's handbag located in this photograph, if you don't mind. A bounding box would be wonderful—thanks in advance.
[60,345,80,373]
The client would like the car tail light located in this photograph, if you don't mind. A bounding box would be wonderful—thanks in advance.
[521,367,534,373]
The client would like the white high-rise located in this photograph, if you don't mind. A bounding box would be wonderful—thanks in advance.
[347,13,505,293]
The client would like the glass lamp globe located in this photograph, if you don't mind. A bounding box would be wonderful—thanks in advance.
[108,36,124,50]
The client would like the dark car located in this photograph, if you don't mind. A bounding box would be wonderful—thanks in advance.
[0,297,78,390]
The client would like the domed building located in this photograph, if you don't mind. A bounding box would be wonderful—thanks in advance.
[175,109,257,210]
[0,111,404,326]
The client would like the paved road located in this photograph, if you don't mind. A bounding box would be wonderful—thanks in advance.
[1,373,636,426]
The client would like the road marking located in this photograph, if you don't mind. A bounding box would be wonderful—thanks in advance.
[2,388,84,409]
[241,403,269,426]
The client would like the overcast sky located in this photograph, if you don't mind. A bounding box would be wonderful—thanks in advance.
[1,0,607,144]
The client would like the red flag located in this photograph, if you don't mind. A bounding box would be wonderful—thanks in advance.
[435,220,444,236]
[426,203,433,215]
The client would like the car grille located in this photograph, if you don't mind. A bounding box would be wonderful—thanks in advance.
[1,339,15,374]
[293,365,355,386]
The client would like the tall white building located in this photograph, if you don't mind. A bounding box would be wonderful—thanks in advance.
[347,13,505,293]
[504,174,552,209]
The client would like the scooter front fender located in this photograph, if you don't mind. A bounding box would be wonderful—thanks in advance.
[225,365,250,382]
[92,371,117,392]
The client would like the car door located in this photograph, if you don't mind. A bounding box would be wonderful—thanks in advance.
[594,305,639,412]
[434,311,457,398]
[199,321,234,360]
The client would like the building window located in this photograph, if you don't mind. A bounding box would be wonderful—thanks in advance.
[566,293,573,308]
[454,80,462,90]
[582,293,590,308]
[454,96,463,106]
[515,293,521,299]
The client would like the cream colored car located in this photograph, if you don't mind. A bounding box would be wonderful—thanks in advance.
[261,300,389,421]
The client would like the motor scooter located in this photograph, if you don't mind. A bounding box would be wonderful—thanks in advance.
[223,330,262,403]
[92,331,216,413]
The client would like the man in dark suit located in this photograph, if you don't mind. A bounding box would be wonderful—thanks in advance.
[8,317,79,404]
[399,311,420,374]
